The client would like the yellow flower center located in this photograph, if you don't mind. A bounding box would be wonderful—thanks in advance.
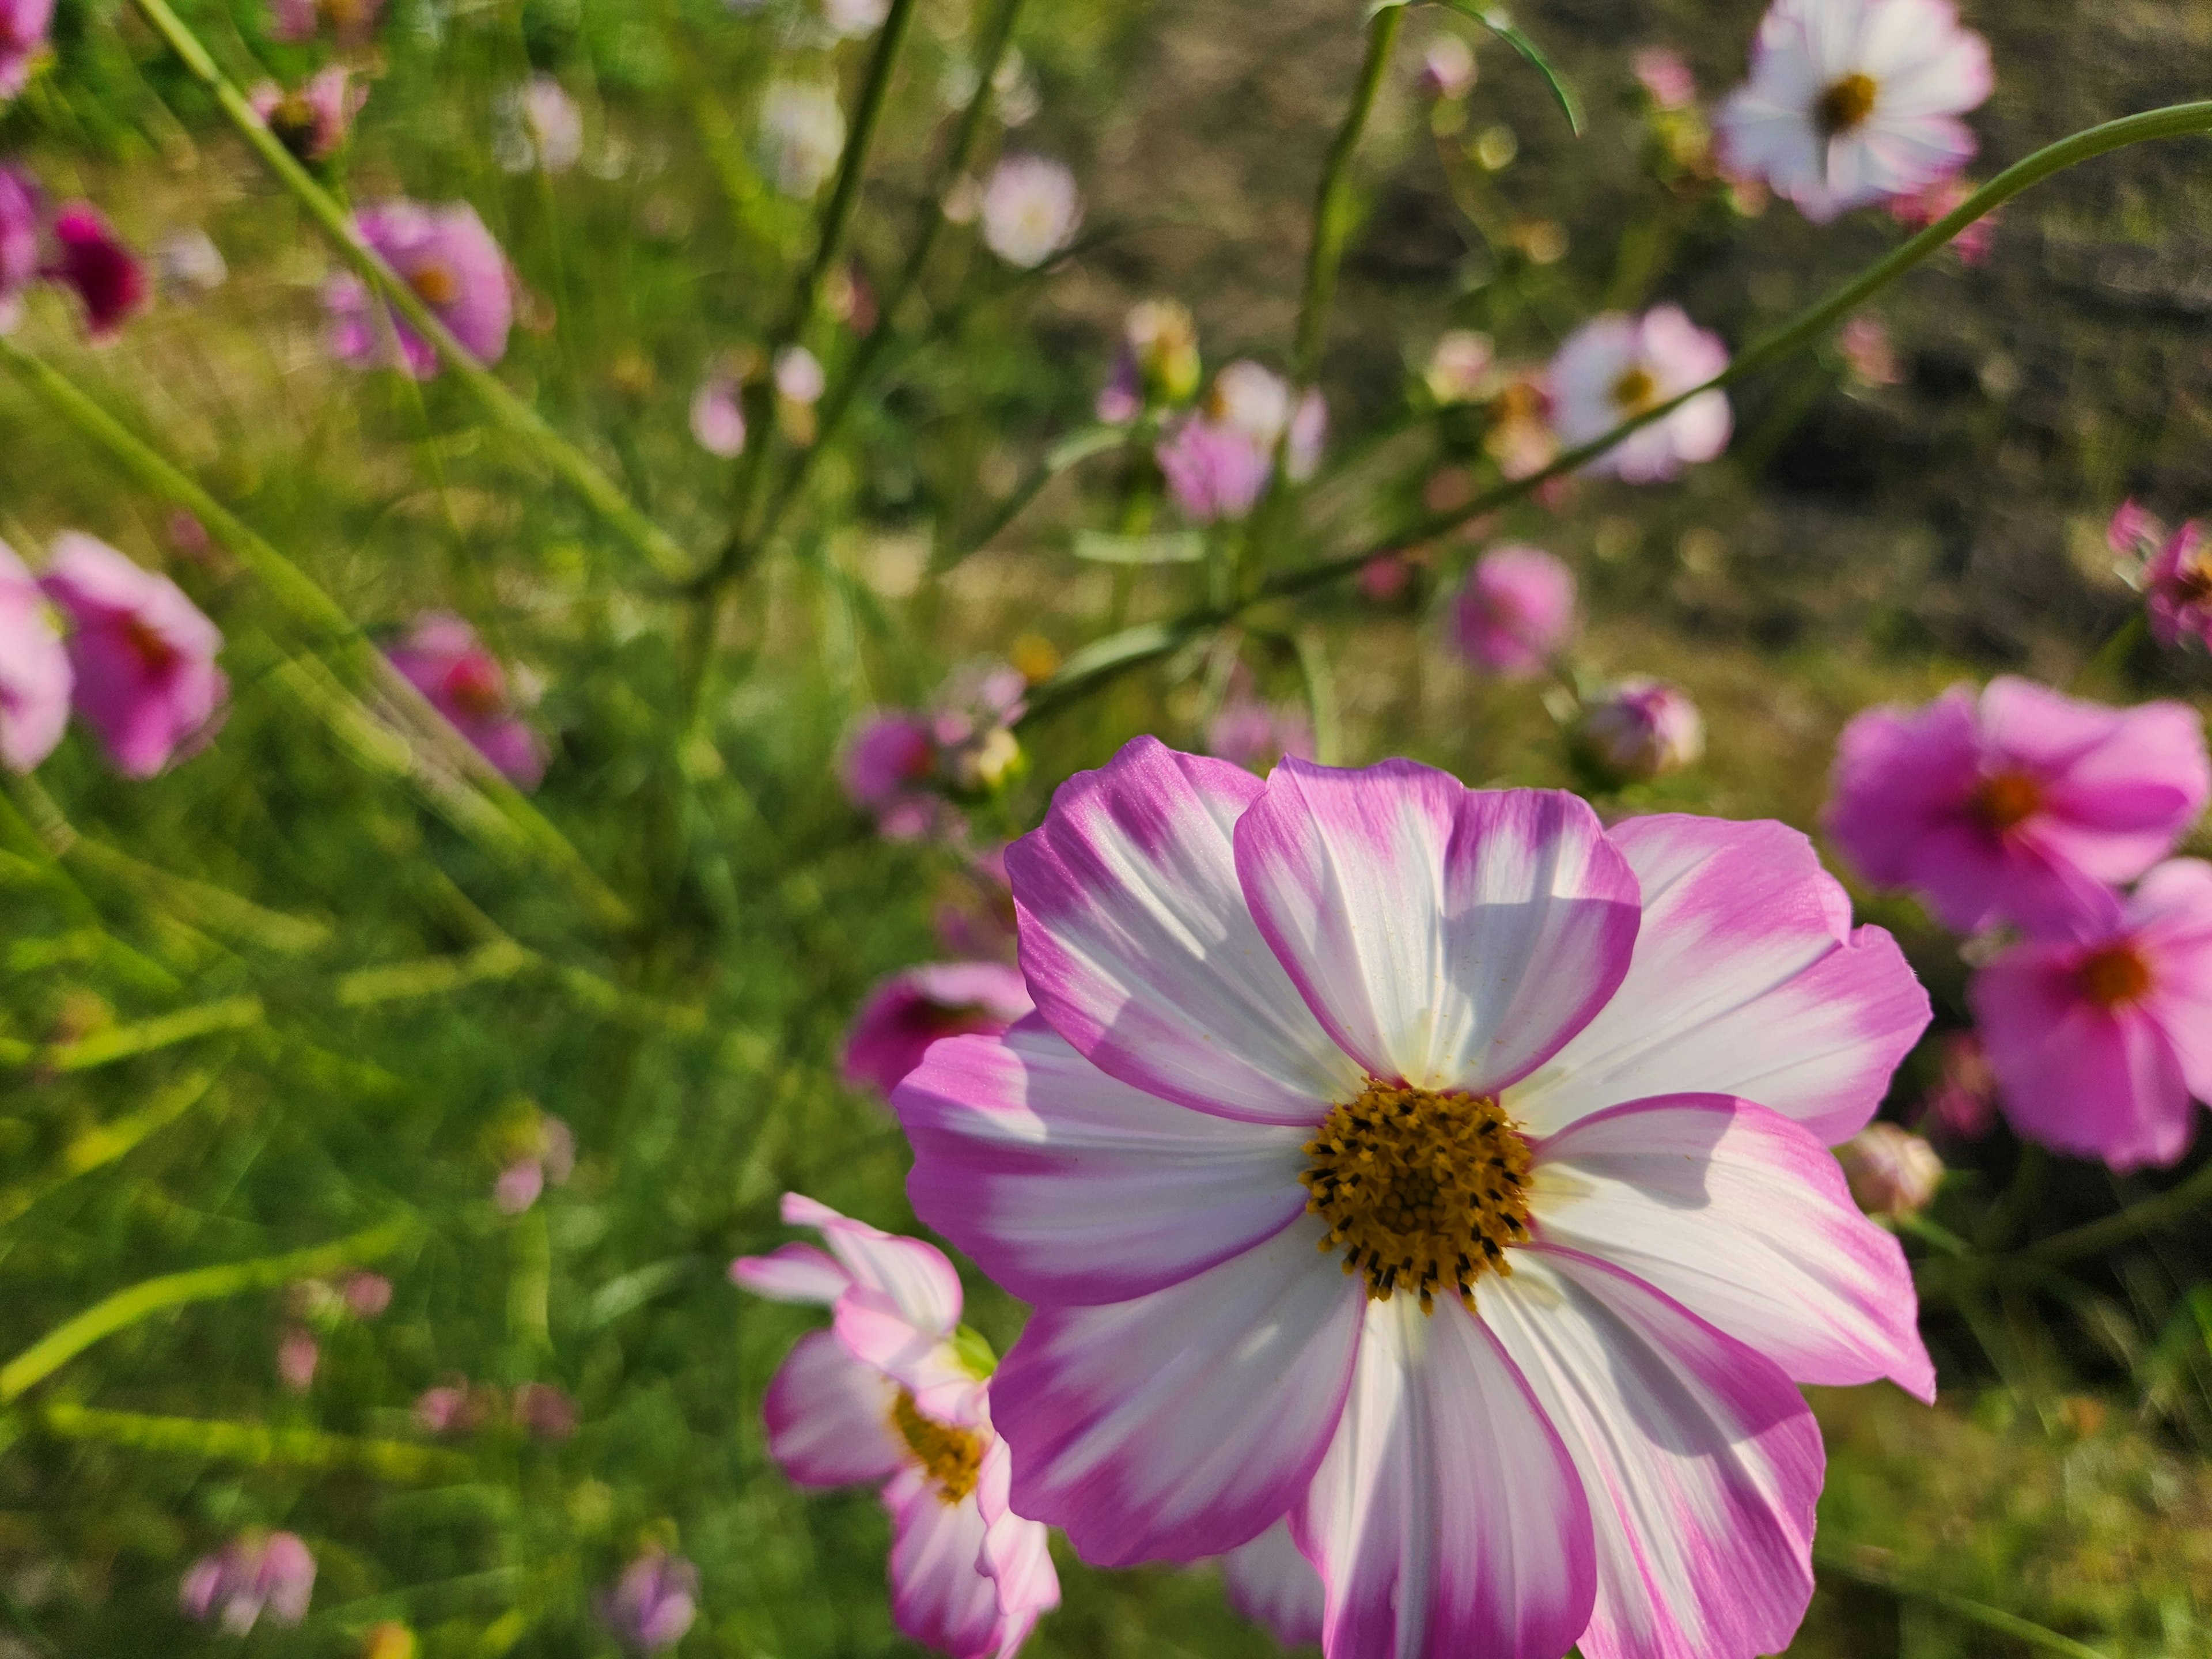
[1300,1080,1533,1313]
[1969,770,2041,833]
[1817,73,1880,137]
[889,1389,984,1505]
[1609,365,1658,415]
[409,262,461,307]
[2079,944,2152,1010]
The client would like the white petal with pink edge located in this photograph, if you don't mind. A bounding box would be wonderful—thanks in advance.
[730,1241,849,1306]
[1219,1520,1324,1650]
[762,1328,906,1490]
[1007,737,1363,1126]
[834,1296,988,1427]
[897,1018,1312,1306]
[1480,1248,1823,1659]
[780,1191,965,1339]
[1527,1095,1934,1400]
[1508,815,1929,1145]
[883,1467,1007,1659]
[1233,763,1641,1095]
[1293,1295,1596,1659]
[991,1217,1365,1566]
[975,1436,1061,1652]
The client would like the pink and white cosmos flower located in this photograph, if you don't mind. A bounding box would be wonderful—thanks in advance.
[327,200,513,378]
[844,963,1035,1098]
[895,739,1934,1659]
[1450,545,1577,680]
[0,540,71,772]
[1970,859,2212,1173]
[1219,1518,1325,1649]
[1715,0,1991,225]
[385,612,548,790]
[734,1196,1059,1659]
[1549,306,1730,483]
[1825,677,2212,935]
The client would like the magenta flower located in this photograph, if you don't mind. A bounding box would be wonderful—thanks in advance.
[269,0,382,46]
[385,612,547,789]
[180,1532,316,1634]
[328,201,513,378]
[1824,677,2212,935]
[1157,416,1272,524]
[1220,1519,1324,1649]
[1450,545,1576,679]
[1918,1030,1997,1142]
[843,962,1035,1097]
[0,0,52,100]
[46,204,147,341]
[1549,306,1730,483]
[1835,1122,1942,1217]
[1716,0,1991,225]
[843,710,941,817]
[1578,677,1706,783]
[0,164,39,329]
[251,65,366,163]
[896,741,1932,1659]
[1971,859,2212,1172]
[596,1550,699,1655]
[40,533,226,779]
[733,1196,1061,1659]
[2140,521,2212,653]
[0,541,70,772]
[267,0,317,40]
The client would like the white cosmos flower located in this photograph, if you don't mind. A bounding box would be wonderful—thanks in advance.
[979,155,1082,270]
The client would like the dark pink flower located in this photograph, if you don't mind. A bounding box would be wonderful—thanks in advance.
[2140,521,2212,652]
[180,1532,316,1634]
[843,962,1033,1097]
[267,0,318,40]
[1156,416,1271,524]
[251,65,366,163]
[1824,677,2211,935]
[597,1550,699,1655]
[1579,677,1705,781]
[45,204,147,341]
[0,164,39,329]
[1971,859,2212,1171]
[386,612,547,789]
[40,533,226,779]
[0,540,70,772]
[0,0,52,100]
[842,711,938,814]
[1357,552,1417,604]
[1450,545,1577,679]
[328,200,513,378]
[2107,498,2165,563]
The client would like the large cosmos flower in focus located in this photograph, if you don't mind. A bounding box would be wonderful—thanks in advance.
[1715,0,1991,225]
[896,740,1934,1659]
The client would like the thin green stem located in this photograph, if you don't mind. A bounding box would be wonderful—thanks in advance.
[32,1402,472,1483]
[0,1066,226,1228]
[121,0,692,583]
[2021,1158,2212,1267]
[0,1219,418,1403]
[1813,1547,2111,1659]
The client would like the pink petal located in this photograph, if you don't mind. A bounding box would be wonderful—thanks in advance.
[1007,737,1363,1126]
[1480,1249,1823,1659]
[1511,814,1929,1145]
[730,1241,850,1305]
[975,1436,1062,1641]
[1219,1520,1324,1649]
[992,1219,1364,1567]
[1528,1094,1934,1399]
[897,1018,1312,1306]
[1295,1297,1597,1659]
[1233,762,1641,1094]
[883,1467,1007,1659]
[779,1191,964,1340]
[762,1327,906,1489]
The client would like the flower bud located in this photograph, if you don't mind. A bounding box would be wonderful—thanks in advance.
[1577,678,1705,782]
[1836,1122,1944,1218]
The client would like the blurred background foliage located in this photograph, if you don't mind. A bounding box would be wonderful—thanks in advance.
[1,0,2210,1653]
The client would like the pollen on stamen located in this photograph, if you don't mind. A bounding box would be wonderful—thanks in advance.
[1299,1080,1533,1314]
[888,1389,984,1505]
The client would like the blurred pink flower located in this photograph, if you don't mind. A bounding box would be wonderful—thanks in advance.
[494,1114,574,1214]
[267,0,317,39]
[1205,684,1313,774]
[843,710,939,814]
[1918,1031,1997,1142]
[2139,521,2212,653]
[1633,46,1697,111]
[1219,1520,1323,1649]
[690,374,748,457]
[1357,551,1418,603]
[597,1550,699,1655]
[1421,35,1476,101]
[980,154,1081,268]
[0,541,71,772]
[1580,677,1706,781]
[180,1532,316,1634]
[1885,175,1996,262]
[1836,1122,1942,1216]
[496,75,584,175]
[2107,498,2165,563]
[1836,315,1899,387]
[415,1382,480,1435]
[1423,328,1493,406]
[1549,305,1731,482]
[774,344,826,406]
[0,163,39,329]
[386,612,548,789]
[277,1327,319,1391]
[251,65,366,162]
[270,0,381,46]
[1450,544,1577,679]
[843,962,1033,1097]
[45,204,147,341]
[1971,859,2212,1171]
[0,0,52,99]
[1157,416,1271,524]
[514,1381,580,1440]
[40,533,226,779]
[343,1271,393,1318]
[328,200,513,378]
[1824,677,2211,935]
[1716,0,1991,225]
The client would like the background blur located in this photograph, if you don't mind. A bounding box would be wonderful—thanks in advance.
[3,0,2211,1653]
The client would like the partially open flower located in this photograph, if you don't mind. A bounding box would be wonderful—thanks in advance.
[328,200,513,378]
[45,204,148,341]
[1550,306,1730,483]
[1098,298,1201,421]
[180,1532,316,1634]
[1578,677,1705,782]
[2139,521,2212,653]
[1836,1122,1943,1217]
[980,154,1082,269]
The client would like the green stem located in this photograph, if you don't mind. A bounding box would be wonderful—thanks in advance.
[0,1219,418,1403]
[0,1066,226,1228]
[1813,1547,2111,1659]
[2073,612,2147,692]
[32,1402,472,1482]
[120,0,692,584]
[2020,1158,2212,1267]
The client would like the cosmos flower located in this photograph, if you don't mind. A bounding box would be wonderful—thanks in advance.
[0,0,52,100]
[1578,677,1706,783]
[180,1532,316,1634]
[39,533,226,779]
[596,1550,699,1655]
[897,740,1931,1659]
[690,373,748,457]
[1835,1122,1942,1216]
[1824,677,2211,935]
[759,81,847,198]
[1206,679,1315,775]
[1548,306,1730,483]
[2139,521,2212,653]
[1449,545,1577,680]
[0,540,71,772]
[0,163,38,329]
[495,75,584,175]
[45,204,148,341]
[385,612,548,789]
[251,65,366,163]
[844,710,944,828]
[733,1196,1060,1659]
[1219,1519,1324,1649]
[1971,859,2212,1172]
[979,155,1082,269]
[327,200,513,378]
[1715,0,1991,225]
[843,963,1035,1097]
[1632,47,1697,111]
[1157,416,1273,525]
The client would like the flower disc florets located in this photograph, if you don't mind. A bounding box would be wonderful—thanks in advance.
[1300,1080,1532,1312]
[890,1389,984,1504]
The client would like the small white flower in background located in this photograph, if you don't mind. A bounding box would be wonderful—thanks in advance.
[1424,328,1493,405]
[979,154,1082,268]
[155,228,228,296]
[774,344,826,406]
[759,81,847,198]
[691,374,747,457]
[821,0,887,37]
[993,48,1041,127]
[1205,359,1326,481]
[1549,304,1731,483]
[495,74,584,175]
[1421,34,1476,101]
[1716,0,1991,225]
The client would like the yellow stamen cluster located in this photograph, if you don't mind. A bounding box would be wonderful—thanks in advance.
[1609,365,1658,415]
[409,262,461,307]
[1300,1080,1533,1313]
[1971,771,2042,833]
[890,1389,984,1505]
[1817,72,1880,136]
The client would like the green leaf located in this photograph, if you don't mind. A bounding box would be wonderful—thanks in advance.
[1435,0,1582,136]
[1071,528,1208,566]
[952,1324,999,1379]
